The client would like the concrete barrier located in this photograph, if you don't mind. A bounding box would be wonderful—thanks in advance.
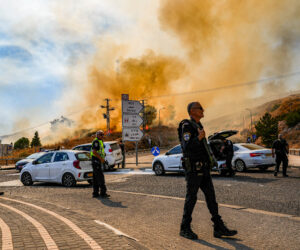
[289,149,300,156]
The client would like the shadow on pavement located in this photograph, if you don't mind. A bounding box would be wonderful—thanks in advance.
[97,198,127,208]
[193,239,228,250]
[220,237,254,250]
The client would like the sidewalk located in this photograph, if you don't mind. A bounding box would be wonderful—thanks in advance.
[1,188,299,249]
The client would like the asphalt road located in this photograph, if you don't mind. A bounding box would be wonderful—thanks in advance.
[0,155,299,249]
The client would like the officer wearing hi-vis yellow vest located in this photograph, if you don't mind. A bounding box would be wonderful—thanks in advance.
[91,130,110,198]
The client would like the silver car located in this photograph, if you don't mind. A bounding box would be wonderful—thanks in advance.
[232,143,276,172]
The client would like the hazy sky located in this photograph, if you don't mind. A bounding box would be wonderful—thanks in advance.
[1,0,299,142]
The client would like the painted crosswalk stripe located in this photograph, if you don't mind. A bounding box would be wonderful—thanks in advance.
[0,217,13,250]
[0,197,103,250]
[0,202,58,250]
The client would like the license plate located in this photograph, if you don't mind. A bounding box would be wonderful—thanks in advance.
[87,173,93,177]
[265,153,272,157]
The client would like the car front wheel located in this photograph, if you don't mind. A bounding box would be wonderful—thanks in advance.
[21,172,33,186]
[235,159,246,172]
[62,173,76,187]
[153,162,165,176]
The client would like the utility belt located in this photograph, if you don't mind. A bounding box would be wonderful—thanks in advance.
[92,157,103,169]
[182,157,208,175]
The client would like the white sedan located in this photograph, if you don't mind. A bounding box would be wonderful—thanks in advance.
[20,150,93,187]
[152,145,226,176]
[232,143,276,172]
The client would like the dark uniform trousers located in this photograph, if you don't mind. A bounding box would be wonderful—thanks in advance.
[226,155,234,173]
[182,164,220,228]
[275,153,288,175]
[92,159,107,196]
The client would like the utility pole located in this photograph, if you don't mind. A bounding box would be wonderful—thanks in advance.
[101,99,115,135]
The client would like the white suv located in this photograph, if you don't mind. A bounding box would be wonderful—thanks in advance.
[72,141,123,170]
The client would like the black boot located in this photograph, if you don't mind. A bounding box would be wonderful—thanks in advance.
[180,225,198,240]
[214,220,237,238]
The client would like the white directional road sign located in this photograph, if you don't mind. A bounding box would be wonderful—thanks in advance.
[122,114,143,127]
[123,128,143,141]
[122,100,143,114]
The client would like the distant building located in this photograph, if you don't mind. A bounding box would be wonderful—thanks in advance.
[0,140,13,156]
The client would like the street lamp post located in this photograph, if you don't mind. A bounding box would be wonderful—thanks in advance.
[158,107,165,127]
[246,108,253,141]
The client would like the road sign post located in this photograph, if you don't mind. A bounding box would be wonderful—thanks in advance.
[122,94,144,166]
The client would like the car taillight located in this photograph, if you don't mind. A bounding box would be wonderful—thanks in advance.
[250,153,263,157]
[73,160,81,169]
[109,149,113,153]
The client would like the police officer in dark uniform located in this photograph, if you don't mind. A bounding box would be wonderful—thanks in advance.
[272,134,289,177]
[221,138,235,176]
[91,130,110,198]
[179,102,237,240]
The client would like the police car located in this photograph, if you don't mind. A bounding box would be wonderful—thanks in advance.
[152,130,238,176]
[152,145,227,176]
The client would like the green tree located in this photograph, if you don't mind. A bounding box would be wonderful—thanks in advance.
[144,105,157,126]
[255,112,278,148]
[14,137,30,149]
[285,110,300,128]
[31,131,42,147]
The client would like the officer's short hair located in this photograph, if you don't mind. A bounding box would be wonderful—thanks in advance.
[187,102,198,114]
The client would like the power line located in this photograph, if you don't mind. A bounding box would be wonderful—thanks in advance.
[143,71,300,99]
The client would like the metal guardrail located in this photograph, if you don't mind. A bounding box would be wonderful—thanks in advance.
[289,149,300,156]
[0,158,21,166]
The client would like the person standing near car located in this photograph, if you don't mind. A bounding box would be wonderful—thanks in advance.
[221,138,235,176]
[90,130,110,198]
[178,101,237,240]
[119,139,125,168]
[272,134,289,177]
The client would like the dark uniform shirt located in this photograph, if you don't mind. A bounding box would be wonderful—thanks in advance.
[181,119,210,163]
[119,143,125,153]
[223,139,234,157]
[272,139,288,156]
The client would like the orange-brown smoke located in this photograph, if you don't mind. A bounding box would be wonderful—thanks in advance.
[72,0,300,136]
[158,0,300,124]
[77,50,184,131]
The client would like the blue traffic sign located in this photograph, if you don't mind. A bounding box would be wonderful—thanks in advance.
[151,146,160,156]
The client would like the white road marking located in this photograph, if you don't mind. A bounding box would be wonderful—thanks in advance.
[0,202,58,250]
[109,190,300,222]
[6,173,19,176]
[0,197,103,250]
[0,217,13,250]
[0,180,22,187]
[94,220,138,241]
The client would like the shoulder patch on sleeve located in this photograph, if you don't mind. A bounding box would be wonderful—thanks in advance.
[183,132,191,141]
